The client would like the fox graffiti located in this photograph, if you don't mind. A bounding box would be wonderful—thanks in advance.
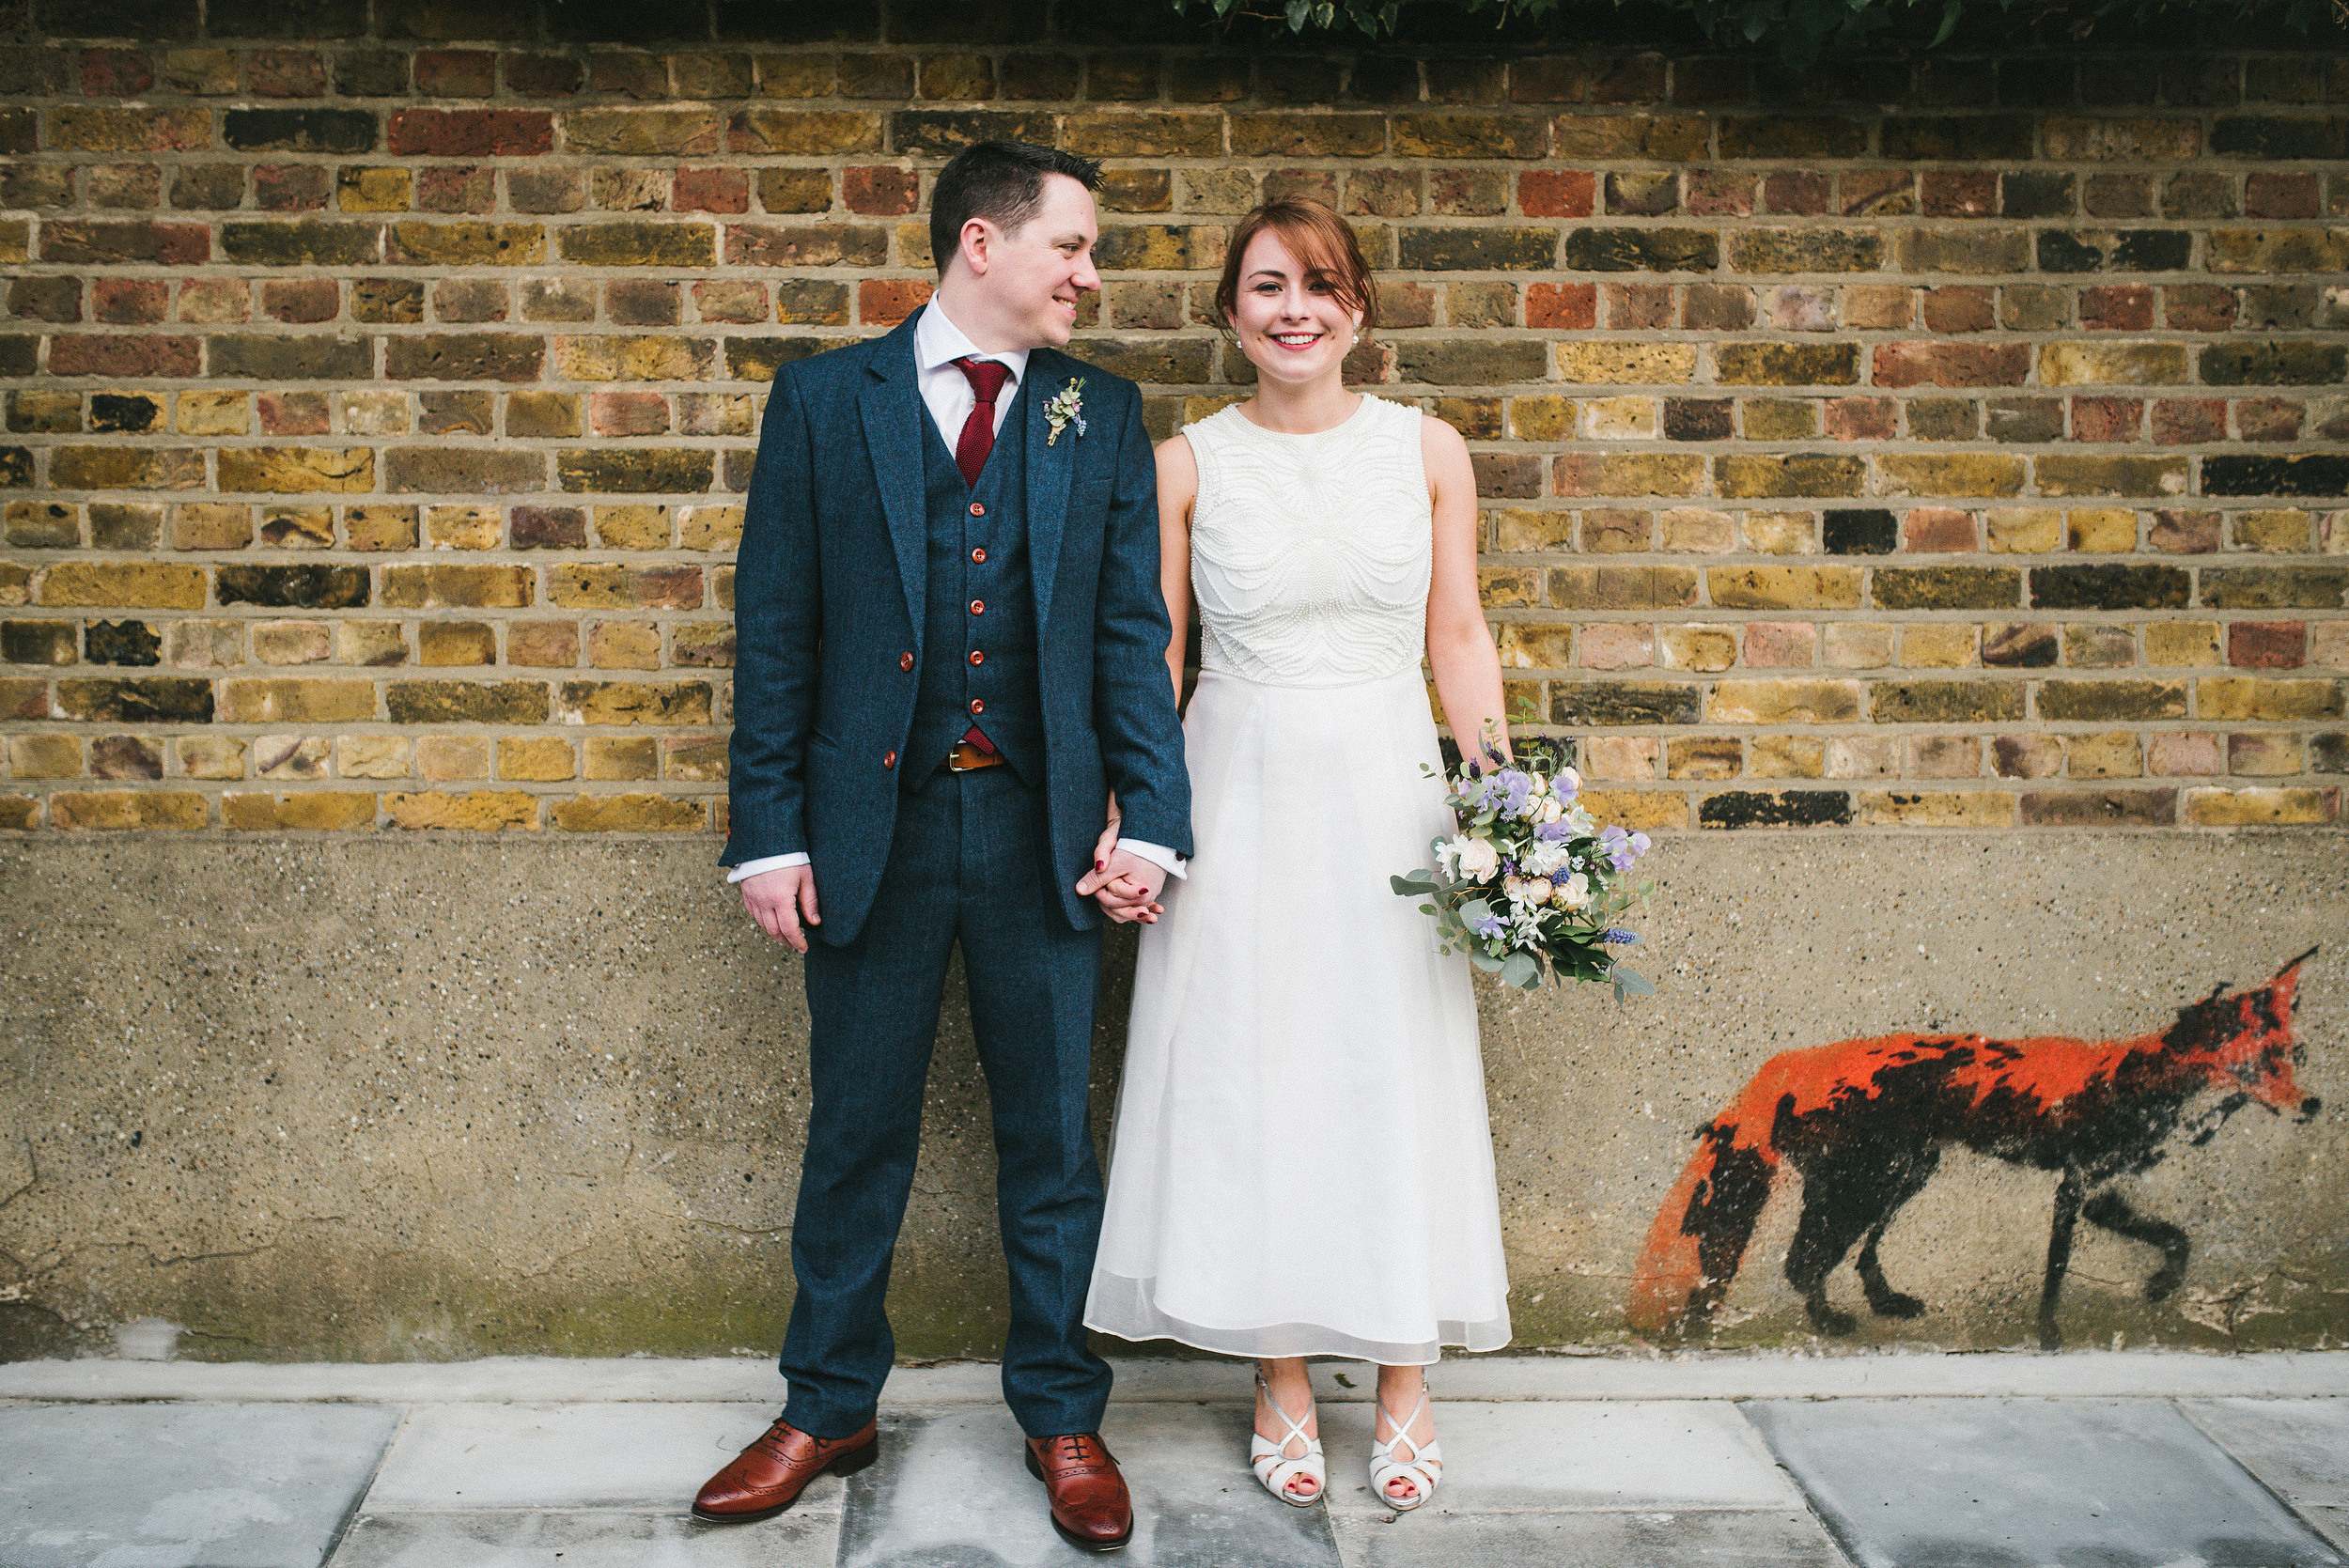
[1629,948,2322,1350]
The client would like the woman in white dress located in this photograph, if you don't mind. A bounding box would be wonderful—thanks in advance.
[1083,199,1513,1513]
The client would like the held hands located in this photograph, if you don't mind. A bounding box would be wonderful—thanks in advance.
[1078,813,1165,924]
[741,863,821,953]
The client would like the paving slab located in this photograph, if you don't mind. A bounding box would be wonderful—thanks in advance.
[837,1405,1342,1567]
[359,1403,844,1515]
[2182,1400,2349,1552]
[1312,1399,1804,1516]
[326,1509,837,1567]
[1744,1397,2346,1568]
[0,1401,400,1568]
[1328,1508,1850,1567]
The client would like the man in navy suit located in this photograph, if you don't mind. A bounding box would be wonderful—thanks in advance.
[692,141,1190,1551]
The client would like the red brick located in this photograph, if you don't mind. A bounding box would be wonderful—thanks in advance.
[247,50,326,98]
[2151,397,2225,442]
[588,390,667,436]
[1527,282,1595,330]
[1684,170,1752,216]
[1871,342,2031,388]
[260,277,339,323]
[90,277,168,324]
[47,334,200,377]
[2244,172,2319,219]
[2071,396,2142,442]
[1921,287,1994,334]
[2230,620,2306,668]
[859,277,932,328]
[674,166,749,214]
[1903,507,1977,551]
[844,165,920,216]
[2163,286,2237,332]
[504,54,584,97]
[1518,169,1595,218]
[387,109,552,158]
[1762,170,1829,215]
[2080,285,2155,331]
[80,48,154,96]
[1823,397,1896,440]
[414,49,496,98]
[1921,171,1997,217]
[2234,397,2303,442]
[253,163,331,212]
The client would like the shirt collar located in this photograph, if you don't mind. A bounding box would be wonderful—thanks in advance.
[915,299,1028,386]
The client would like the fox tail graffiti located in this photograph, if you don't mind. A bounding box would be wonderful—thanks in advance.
[1628,948,2321,1350]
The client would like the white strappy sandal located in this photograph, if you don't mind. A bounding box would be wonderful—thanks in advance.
[1249,1372,1326,1506]
[1370,1384,1443,1513]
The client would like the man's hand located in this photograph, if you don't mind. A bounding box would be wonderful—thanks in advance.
[741,863,821,953]
[1078,847,1166,925]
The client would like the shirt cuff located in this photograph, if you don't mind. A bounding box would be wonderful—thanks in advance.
[727,852,809,883]
[1117,838,1186,879]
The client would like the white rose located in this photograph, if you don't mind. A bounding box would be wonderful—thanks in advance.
[1558,766,1582,793]
[1539,797,1563,822]
[1559,872,1593,908]
[1455,836,1500,882]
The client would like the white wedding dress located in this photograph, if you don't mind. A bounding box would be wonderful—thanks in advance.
[1085,395,1512,1364]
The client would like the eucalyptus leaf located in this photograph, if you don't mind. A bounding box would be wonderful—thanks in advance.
[1470,950,1503,972]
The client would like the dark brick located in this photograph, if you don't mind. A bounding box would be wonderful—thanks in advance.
[354,278,426,325]
[1822,508,1897,556]
[727,336,840,382]
[2199,342,2348,387]
[1394,340,1548,384]
[1699,789,1853,829]
[0,447,29,487]
[1982,623,2059,666]
[1561,227,1717,273]
[555,449,715,493]
[215,564,369,610]
[1549,680,1702,725]
[2038,228,2194,273]
[2030,564,2190,611]
[2313,735,2349,775]
[1881,116,2032,161]
[2035,679,2188,722]
[2209,116,2349,159]
[88,394,161,434]
[1663,398,1732,441]
[384,334,545,382]
[83,618,160,667]
[1397,226,1559,271]
[207,334,373,380]
[888,110,1057,158]
[2,619,76,665]
[49,336,202,379]
[2000,171,2074,218]
[53,677,212,723]
[2203,454,2349,497]
[386,679,550,724]
[1716,343,1859,386]
[220,222,381,267]
[2019,788,2177,826]
[210,0,366,35]
[334,48,410,96]
[222,108,378,154]
[40,221,208,267]
[511,505,586,549]
[560,223,718,268]
[1869,679,2026,723]
[1874,566,2021,610]
[1719,116,1865,158]
[1983,397,2062,442]
[2201,567,2349,611]
[386,109,552,158]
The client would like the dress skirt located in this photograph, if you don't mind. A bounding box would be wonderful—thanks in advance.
[1085,662,1513,1364]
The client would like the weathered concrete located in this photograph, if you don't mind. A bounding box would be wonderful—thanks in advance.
[1746,1398,2345,1568]
[0,1403,399,1568]
[2,833,2342,1360]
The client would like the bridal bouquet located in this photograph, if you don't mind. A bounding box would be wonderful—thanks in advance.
[1392,736,1656,1002]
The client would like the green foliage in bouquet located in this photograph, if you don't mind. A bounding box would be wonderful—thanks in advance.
[1391,731,1657,1004]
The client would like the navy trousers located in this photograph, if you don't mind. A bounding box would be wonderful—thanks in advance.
[780,763,1111,1440]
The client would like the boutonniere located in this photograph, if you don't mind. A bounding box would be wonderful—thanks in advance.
[1044,377,1086,446]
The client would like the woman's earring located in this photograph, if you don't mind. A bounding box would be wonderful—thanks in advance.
[1351,332,1361,346]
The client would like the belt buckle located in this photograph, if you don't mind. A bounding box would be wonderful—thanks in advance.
[946,741,991,772]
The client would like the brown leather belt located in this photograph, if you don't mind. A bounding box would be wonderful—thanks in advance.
[946,740,1003,772]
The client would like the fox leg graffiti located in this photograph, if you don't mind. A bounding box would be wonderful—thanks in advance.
[2039,1168,2085,1351]
[1785,1141,1937,1336]
[1856,1223,1926,1319]
[2081,1188,2192,1303]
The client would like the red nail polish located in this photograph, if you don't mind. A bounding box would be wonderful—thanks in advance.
[1095,860,1105,871]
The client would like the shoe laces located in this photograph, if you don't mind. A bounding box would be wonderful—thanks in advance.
[1048,1433,1100,1466]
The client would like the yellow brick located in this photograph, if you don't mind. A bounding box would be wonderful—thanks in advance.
[1741,512,1816,554]
[1877,454,2029,500]
[336,736,409,779]
[1707,679,1864,723]
[1509,396,1574,442]
[49,790,209,830]
[2146,621,2223,666]
[594,505,672,550]
[679,505,744,552]
[1494,622,1574,669]
[1554,342,1698,385]
[1707,567,1864,610]
[38,562,207,609]
[1492,509,1574,551]
[1750,735,1825,777]
[2235,510,2312,552]
[1582,396,1657,439]
[1857,790,2017,827]
[1824,623,1896,668]
[1901,625,1979,668]
[2036,342,2190,386]
[222,791,377,830]
[2066,732,2143,779]
[1574,787,1687,831]
[499,736,577,782]
[7,735,83,778]
[2066,508,2139,552]
[1658,625,1737,672]
[427,505,502,551]
[2183,787,2339,827]
[550,793,706,831]
[2198,677,2343,722]
[1658,508,1734,553]
[417,736,491,781]
[219,679,378,724]
[177,390,249,436]
[383,789,539,830]
[1985,508,2063,554]
[178,737,247,779]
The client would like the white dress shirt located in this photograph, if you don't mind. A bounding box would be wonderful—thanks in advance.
[729,300,1184,886]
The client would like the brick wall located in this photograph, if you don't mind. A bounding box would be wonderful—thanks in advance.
[3,4,2345,840]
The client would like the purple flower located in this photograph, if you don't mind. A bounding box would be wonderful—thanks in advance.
[1533,821,1573,841]
[1495,768,1533,817]
[1598,825,1651,872]
[1470,913,1506,938]
[1602,928,1637,944]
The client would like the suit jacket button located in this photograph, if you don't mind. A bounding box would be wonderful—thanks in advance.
[971,547,987,564]
[969,502,986,517]
[898,651,914,672]
[970,599,985,615]
[969,649,984,666]
[882,750,896,769]
[969,698,984,715]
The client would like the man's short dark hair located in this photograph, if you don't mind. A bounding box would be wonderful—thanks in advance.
[928,140,1102,276]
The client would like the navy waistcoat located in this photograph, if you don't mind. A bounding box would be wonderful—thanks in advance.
[907,391,1044,784]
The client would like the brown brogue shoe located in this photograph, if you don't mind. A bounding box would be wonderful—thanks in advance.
[692,1415,879,1524]
[1024,1432,1133,1552]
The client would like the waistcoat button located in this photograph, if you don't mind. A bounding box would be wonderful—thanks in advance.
[970,599,985,615]
[882,751,896,769]
[969,650,984,665]
[898,651,914,672]
[969,502,986,517]
[971,548,987,564]
[969,698,985,715]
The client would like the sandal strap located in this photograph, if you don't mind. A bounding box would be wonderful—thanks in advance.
[1375,1386,1434,1469]
[1254,1372,1316,1458]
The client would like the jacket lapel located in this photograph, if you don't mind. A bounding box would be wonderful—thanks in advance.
[1023,349,1076,633]
[859,313,927,648]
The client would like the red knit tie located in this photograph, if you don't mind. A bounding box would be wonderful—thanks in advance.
[952,356,1011,487]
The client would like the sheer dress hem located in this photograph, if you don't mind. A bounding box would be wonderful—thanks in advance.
[1085,1270,1511,1367]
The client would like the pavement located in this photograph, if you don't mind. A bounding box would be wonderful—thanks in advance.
[3,1352,2347,1567]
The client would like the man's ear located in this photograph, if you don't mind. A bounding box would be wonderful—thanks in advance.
[958,218,995,277]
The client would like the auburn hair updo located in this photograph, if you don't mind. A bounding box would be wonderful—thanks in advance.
[1212,199,1378,335]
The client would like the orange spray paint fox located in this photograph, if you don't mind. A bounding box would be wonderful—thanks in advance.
[1628,949,2322,1349]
